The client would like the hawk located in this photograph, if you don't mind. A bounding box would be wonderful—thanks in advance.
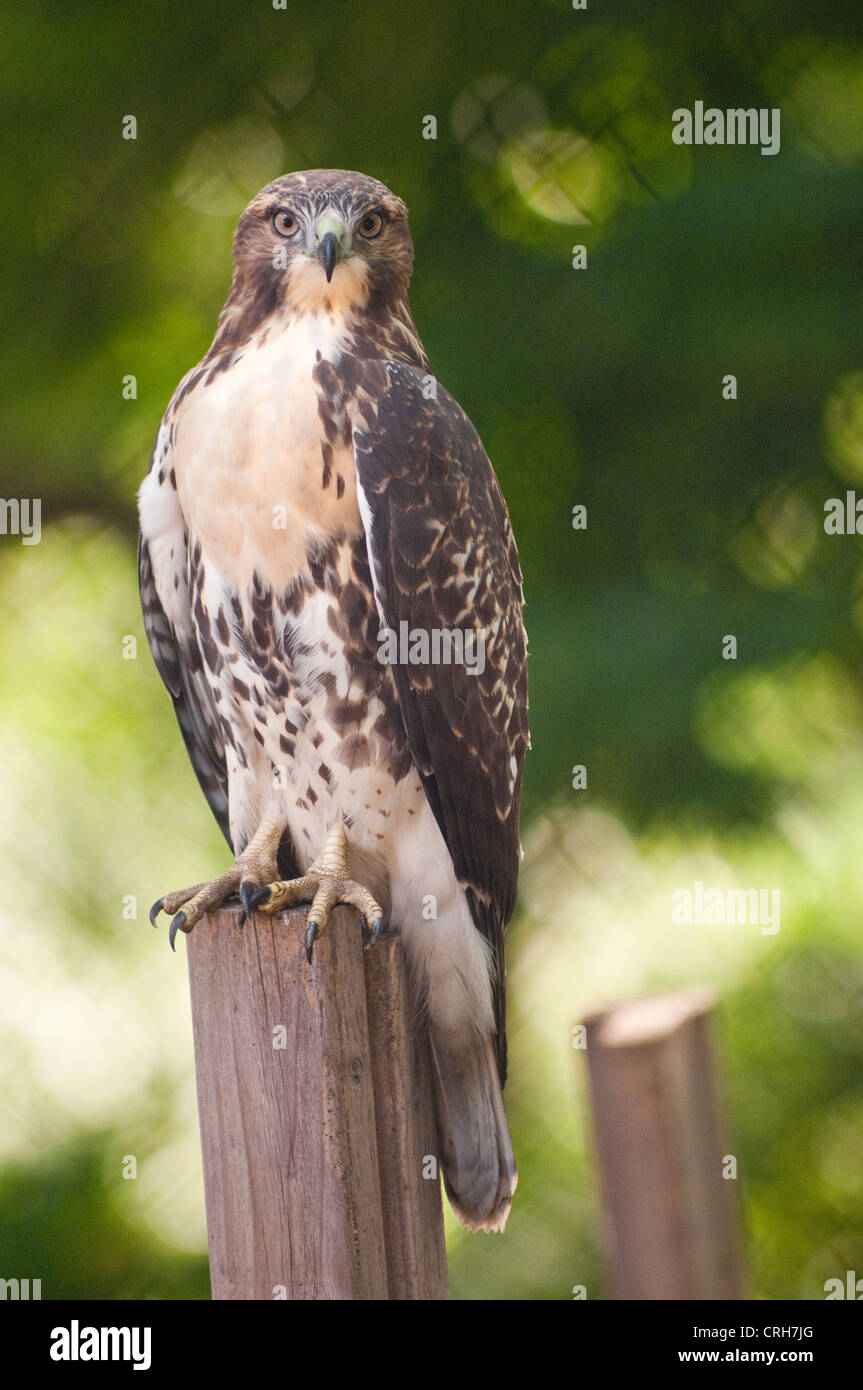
[139,169,529,1232]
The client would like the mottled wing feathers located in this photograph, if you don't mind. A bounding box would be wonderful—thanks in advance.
[138,468,231,846]
[352,361,529,1080]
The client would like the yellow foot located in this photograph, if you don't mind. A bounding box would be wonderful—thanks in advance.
[246,817,385,963]
[149,820,283,950]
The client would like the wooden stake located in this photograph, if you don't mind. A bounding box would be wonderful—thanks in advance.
[185,905,448,1300]
[583,989,744,1300]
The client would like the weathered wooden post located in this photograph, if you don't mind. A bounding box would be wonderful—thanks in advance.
[185,904,448,1300]
[582,988,744,1300]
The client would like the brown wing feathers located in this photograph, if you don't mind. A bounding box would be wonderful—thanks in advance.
[352,362,529,1079]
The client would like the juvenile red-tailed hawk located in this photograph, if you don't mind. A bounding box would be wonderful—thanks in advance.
[140,169,528,1232]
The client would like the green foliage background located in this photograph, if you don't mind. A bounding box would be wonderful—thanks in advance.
[2,0,863,1299]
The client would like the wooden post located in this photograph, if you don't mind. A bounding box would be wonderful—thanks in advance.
[185,904,448,1300]
[582,989,744,1300]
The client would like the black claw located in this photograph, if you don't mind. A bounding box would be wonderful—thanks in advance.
[245,884,272,914]
[305,919,320,964]
[239,883,274,928]
[237,881,255,928]
[168,911,187,952]
[150,898,164,927]
[365,916,385,948]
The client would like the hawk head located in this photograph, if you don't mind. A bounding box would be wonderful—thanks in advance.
[228,169,415,324]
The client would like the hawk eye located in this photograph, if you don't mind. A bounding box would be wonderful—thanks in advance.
[273,209,299,237]
[358,211,383,238]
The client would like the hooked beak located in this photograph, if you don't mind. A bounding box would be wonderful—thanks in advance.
[314,214,347,283]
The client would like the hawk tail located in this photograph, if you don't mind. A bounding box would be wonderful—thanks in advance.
[430,1031,517,1233]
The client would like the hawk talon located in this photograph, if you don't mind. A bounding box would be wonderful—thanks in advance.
[305,920,320,964]
[366,916,385,949]
[238,880,262,928]
[149,818,283,948]
[244,884,272,914]
[168,911,188,952]
[241,881,259,914]
[252,818,385,961]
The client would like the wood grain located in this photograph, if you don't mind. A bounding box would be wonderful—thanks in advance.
[186,904,448,1300]
[364,941,449,1299]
